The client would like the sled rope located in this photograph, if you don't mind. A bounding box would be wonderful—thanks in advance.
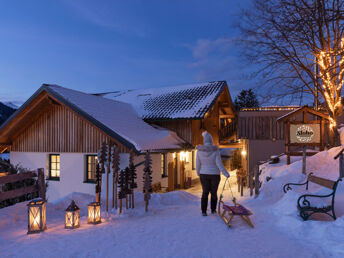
[220,177,236,205]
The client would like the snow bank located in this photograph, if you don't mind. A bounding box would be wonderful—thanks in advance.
[257,147,344,257]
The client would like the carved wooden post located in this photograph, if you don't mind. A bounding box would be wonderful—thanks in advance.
[106,142,112,212]
[112,145,119,209]
[302,145,306,175]
[249,166,255,196]
[254,167,260,197]
[340,153,344,178]
[37,168,46,200]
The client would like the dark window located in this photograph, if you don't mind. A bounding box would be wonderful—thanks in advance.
[161,154,167,177]
[48,154,60,181]
[85,155,98,183]
[192,150,196,170]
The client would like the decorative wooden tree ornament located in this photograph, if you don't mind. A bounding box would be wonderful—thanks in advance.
[27,198,47,234]
[112,145,120,209]
[88,202,101,224]
[129,152,137,209]
[106,142,112,212]
[95,162,102,202]
[99,142,107,174]
[124,167,130,209]
[118,169,126,214]
[143,151,152,212]
[65,200,80,229]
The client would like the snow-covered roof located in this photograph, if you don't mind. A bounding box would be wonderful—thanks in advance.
[97,81,228,120]
[0,84,185,153]
[45,85,185,152]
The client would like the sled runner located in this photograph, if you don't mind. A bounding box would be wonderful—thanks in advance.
[218,178,254,228]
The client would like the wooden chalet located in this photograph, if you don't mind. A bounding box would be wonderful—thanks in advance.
[98,81,237,148]
[0,84,184,201]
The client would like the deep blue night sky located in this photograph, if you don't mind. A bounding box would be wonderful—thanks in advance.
[0,0,253,104]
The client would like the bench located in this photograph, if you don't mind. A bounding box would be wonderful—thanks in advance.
[283,173,342,220]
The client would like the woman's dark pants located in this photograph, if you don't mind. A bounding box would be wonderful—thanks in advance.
[200,174,220,213]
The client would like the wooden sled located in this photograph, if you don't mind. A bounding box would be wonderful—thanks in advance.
[217,197,254,228]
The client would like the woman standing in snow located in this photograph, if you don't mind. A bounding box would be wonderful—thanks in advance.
[196,131,229,216]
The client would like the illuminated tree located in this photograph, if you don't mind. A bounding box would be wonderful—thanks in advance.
[240,0,344,145]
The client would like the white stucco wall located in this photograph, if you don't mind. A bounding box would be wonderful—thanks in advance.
[10,152,130,202]
[10,150,199,201]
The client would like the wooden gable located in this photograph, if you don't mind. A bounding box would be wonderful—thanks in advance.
[151,84,236,146]
[0,91,131,153]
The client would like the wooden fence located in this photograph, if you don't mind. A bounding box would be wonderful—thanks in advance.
[0,168,46,203]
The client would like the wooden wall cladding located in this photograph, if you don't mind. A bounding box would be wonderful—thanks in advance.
[10,105,128,153]
[153,120,193,144]
[238,116,285,140]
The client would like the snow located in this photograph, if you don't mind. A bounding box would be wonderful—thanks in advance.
[46,85,184,151]
[1,148,344,257]
[100,81,225,119]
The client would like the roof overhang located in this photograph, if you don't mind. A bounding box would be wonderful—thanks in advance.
[277,105,330,122]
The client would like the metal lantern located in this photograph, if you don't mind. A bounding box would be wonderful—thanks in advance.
[65,200,80,229]
[88,202,101,224]
[27,198,47,234]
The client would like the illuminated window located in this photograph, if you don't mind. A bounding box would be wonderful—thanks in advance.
[161,154,167,177]
[85,155,98,183]
[49,154,60,180]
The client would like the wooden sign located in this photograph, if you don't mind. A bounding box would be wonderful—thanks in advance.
[290,124,320,144]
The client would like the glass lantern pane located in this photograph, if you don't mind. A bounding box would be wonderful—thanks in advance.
[88,206,94,223]
[29,206,40,231]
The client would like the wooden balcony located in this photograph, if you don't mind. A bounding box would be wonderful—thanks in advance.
[219,118,237,143]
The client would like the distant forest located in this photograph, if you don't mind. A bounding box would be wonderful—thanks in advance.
[0,102,16,126]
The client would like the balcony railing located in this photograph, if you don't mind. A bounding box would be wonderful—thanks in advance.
[219,119,237,142]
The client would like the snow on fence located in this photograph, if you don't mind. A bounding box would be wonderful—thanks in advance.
[0,168,46,205]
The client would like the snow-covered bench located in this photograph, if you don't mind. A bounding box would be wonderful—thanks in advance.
[283,173,342,220]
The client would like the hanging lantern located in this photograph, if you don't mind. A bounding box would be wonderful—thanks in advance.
[27,198,47,234]
[65,200,80,229]
[88,202,101,224]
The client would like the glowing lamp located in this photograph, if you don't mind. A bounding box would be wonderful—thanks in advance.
[179,151,189,162]
[241,149,247,156]
[88,202,101,224]
[27,198,46,234]
[65,200,80,229]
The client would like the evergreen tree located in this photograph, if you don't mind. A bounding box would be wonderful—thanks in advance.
[234,89,259,111]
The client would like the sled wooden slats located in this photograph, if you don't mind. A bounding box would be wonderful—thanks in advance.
[218,199,254,228]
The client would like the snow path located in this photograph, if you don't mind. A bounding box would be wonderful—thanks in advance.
[1,192,325,258]
[3,148,344,258]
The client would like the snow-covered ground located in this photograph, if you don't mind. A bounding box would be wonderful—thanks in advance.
[1,148,344,257]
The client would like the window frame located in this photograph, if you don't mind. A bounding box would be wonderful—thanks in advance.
[84,155,97,184]
[161,153,167,178]
[48,154,60,181]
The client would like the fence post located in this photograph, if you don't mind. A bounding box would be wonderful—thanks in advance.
[254,166,260,197]
[249,166,255,196]
[37,168,46,200]
[240,176,244,197]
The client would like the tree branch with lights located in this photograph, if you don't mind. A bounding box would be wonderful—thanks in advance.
[240,0,344,145]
